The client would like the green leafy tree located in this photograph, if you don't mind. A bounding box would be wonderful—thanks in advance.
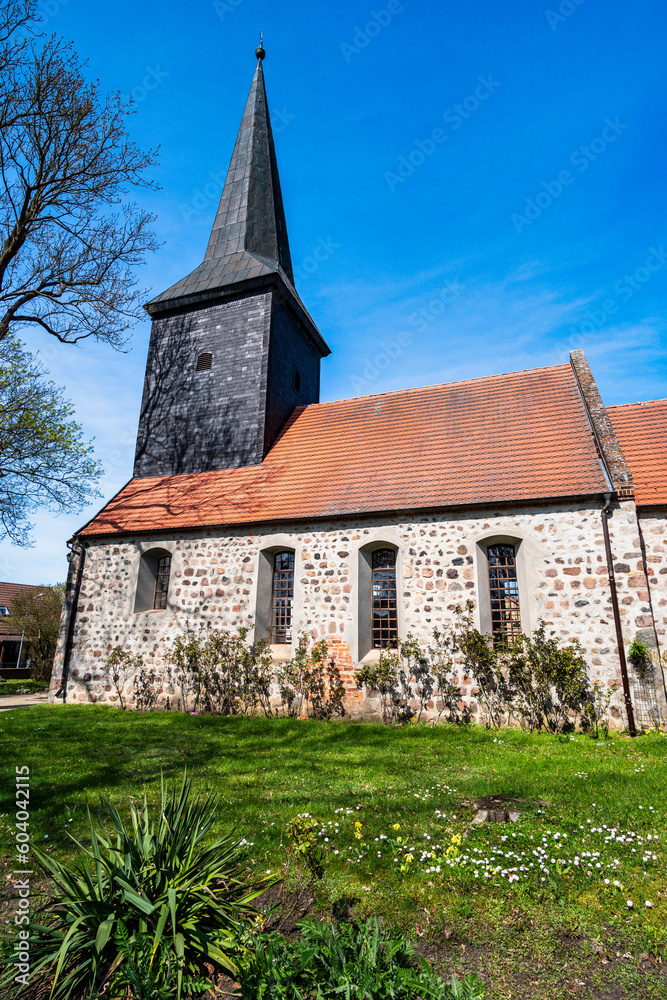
[9,581,64,680]
[0,1,159,346]
[0,336,102,545]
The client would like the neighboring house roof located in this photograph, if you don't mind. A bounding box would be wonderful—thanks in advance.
[80,363,609,538]
[608,399,667,507]
[0,581,38,640]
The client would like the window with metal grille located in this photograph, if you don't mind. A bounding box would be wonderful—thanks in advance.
[196,352,212,372]
[372,548,397,649]
[153,555,171,610]
[270,551,294,644]
[488,544,521,643]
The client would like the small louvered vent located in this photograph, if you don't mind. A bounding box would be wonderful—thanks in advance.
[196,352,212,372]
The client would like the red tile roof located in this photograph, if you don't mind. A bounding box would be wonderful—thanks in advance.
[608,399,667,507]
[80,363,609,537]
[0,582,40,639]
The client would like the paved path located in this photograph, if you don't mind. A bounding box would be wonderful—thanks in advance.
[0,691,50,712]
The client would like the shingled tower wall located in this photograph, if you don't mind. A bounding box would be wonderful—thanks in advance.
[133,54,330,478]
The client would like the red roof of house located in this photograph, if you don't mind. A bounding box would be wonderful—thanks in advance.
[80,363,609,537]
[0,582,39,639]
[608,399,667,507]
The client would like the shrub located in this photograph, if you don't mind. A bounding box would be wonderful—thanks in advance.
[581,679,614,739]
[451,604,509,729]
[8,774,266,999]
[104,646,144,710]
[235,917,485,999]
[356,604,595,733]
[426,626,471,726]
[285,813,324,882]
[168,624,274,716]
[354,635,429,724]
[628,638,654,681]
[275,635,345,719]
[503,623,590,733]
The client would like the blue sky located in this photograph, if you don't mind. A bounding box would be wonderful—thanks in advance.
[3,0,667,585]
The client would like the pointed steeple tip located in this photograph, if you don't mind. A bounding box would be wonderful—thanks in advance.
[255,30,265,61]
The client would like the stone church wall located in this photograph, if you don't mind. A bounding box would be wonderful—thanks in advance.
[50,500,665,726]
[633,511,667,720]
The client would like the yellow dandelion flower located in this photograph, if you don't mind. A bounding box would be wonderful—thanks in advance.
[355,821,362,829]
[392,823,401,831]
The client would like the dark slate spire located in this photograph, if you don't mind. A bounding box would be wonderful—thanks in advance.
[146,50,325,334]
[135,47,330,479]
[203,59,293,280]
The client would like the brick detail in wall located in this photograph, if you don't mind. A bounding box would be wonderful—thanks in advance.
[326,636,363,701]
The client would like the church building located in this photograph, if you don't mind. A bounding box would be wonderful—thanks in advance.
[49,48,667,728]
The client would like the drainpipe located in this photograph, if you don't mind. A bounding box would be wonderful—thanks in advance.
[55,540,86,702]
[601,493,637,736]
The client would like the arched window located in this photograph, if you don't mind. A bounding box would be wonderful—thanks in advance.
[487,543,521,643]
[134,548,172,613]
[372,548,398,649]
[153,555,172,610]
[196,352,212,372]
[270,551,294,644]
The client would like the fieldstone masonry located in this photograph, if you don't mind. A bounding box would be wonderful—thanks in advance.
[49,500,667,726]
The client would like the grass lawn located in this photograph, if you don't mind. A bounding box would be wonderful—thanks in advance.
[1,705,666,999]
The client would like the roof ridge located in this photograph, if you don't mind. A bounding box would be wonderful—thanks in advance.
[608,398,667,410]
[302,362,572,410]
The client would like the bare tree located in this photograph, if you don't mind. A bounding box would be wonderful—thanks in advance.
[0,0,159,347]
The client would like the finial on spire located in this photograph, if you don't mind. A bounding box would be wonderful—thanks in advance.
[255,31,265,61]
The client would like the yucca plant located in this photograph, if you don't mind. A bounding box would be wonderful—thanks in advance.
[3,774,267,999]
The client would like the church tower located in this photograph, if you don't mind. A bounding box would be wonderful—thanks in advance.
[133,45,330,478]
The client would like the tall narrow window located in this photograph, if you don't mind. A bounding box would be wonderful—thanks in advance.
[372,548,397,649]
[488,544,521,643]
[153,555,171,610]
[270,551,294,643]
